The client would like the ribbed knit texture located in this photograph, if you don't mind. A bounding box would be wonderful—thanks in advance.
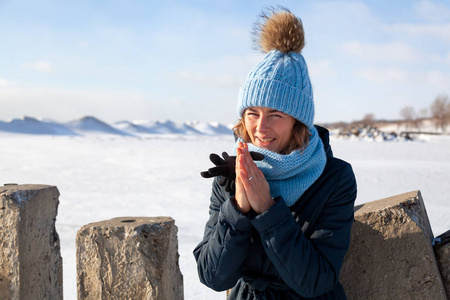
[238,50,314,128]
[233,126,326,206]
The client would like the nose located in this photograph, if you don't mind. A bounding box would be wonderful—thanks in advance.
[256,115,269,132]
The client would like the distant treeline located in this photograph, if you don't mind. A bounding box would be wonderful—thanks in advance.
[321,93,450,133]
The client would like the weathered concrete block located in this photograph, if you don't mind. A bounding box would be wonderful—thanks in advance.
[77,216,183,300]
[340,190,447,300]
[0,184,63,300]
[434,230,450,298]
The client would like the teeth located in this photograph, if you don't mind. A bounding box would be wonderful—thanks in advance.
[258,137,275,143]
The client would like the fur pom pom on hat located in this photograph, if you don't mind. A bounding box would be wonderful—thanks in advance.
[254,8,305,54]
[238,7,315,129]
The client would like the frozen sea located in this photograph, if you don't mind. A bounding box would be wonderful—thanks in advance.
[1,132,449,299]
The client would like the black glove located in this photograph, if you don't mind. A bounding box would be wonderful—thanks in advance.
[200,151,264,192]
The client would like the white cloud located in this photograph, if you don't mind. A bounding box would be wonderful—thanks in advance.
[356,68,410,83]
[355,67,450,89]
[314,2,373,23]
[414,1,450,23]
[176,71,242,89]
[340,42,422,62]
[424,70,450,88]
[0,78,13,87]
[386,23,450,44]
[174,53,263,89]
[177,56,335,89]
[0,86,154,122]
[22,61,54,73]
[380,2,450,45]
[308,60,335,78]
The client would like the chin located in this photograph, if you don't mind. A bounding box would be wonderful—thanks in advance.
[260,145,278,152]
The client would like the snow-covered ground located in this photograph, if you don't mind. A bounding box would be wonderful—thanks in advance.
[1,132,449,299]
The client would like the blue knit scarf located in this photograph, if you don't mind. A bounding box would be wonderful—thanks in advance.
[233,126,327,206]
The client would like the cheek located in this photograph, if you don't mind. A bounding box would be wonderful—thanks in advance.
[244,119,254,132]
[279,122,295,141]
[243,120,255,140]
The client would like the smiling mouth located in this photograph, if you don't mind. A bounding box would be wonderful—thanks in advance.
[256,137,276,143]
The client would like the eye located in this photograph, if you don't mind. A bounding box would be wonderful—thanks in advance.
[270,114,282,118]
[246,112,259,117]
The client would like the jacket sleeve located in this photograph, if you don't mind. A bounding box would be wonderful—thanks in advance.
[193,177,254,291]
[250,163,357,298]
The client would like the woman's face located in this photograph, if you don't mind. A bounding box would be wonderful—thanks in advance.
[244,107,296,153]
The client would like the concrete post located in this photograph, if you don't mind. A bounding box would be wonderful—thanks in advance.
[76,216,183,300]
[434,230,450,298]
[340,190,447,299]
[0,184,63,300]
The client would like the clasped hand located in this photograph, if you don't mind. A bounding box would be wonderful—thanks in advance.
[200,151,264,192]
[235,142,275,214]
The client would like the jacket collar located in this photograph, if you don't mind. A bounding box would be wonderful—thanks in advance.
[315,125,333,158]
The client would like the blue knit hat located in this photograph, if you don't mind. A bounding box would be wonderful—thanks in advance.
[238,9,315,129]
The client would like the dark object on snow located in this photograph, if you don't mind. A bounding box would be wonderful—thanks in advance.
[434,230,450,251]
[336,125,416,142]
[200,151,264,192]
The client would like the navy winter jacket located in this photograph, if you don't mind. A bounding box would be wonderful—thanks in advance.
[194,126,357,299]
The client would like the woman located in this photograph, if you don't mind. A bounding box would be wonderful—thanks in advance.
[194,8,357,300]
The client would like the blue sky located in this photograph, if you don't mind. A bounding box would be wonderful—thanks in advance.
[1,0,449,124]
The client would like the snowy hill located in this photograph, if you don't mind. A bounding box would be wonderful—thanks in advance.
[186,121,232,135]
[0,116,78,135]
[114,121,158,135]
[66,116,133,136]
[146,120,200,135]
[0,116,233,137]
[114,120,231,135]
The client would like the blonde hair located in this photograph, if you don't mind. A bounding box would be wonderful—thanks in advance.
[232,116,310,155]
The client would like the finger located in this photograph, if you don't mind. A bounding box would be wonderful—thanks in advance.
[235,169,247,197]
[235,150,242,184]
[242,151,266,186]
[234,178,250,213]
[210,153,226,166]
[235,147,241,171]
[200,171,214,178]
[239,169,254,189]
[252,166,265,181]
[222,152,233,161]
[242,147,257,172]
[208,165,230,176]
[236,147,245,172]
[238,151,249,179]
[237,149,249,179]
